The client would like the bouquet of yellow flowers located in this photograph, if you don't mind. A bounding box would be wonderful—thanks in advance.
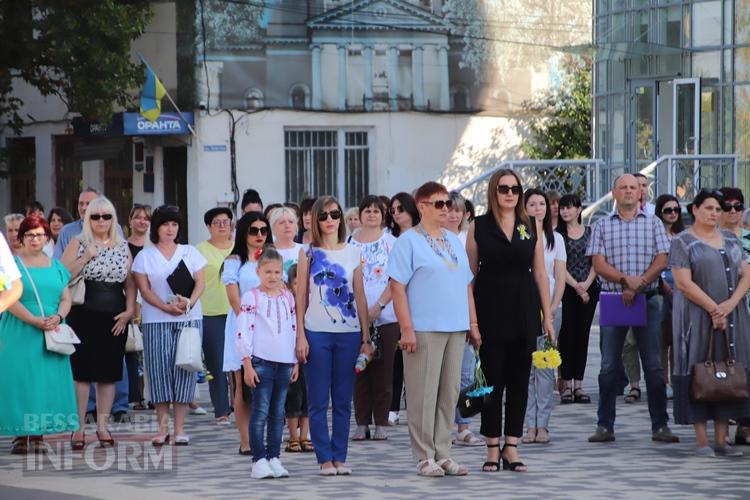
[532,337,562,370]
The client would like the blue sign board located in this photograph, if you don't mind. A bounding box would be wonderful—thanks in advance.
[204,144,227,152]
[123,112,194,136]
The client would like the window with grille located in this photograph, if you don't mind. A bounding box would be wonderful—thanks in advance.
[284,129,370,207]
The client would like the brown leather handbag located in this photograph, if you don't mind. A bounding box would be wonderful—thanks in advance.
[690,328,749,403]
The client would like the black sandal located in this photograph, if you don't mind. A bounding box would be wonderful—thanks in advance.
[624,387,641,403]
[573,388,591,404]
[482,443,500,472]
[560,387,574,404]
[70,431,85,451]
[501,443,527,472]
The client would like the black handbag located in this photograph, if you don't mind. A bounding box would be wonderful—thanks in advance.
[166,260,195,298]
[457,383,490,419]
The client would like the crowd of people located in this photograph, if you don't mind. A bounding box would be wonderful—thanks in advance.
[2,173,750,476]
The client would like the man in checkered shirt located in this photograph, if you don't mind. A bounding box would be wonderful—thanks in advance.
[586,174,679,444]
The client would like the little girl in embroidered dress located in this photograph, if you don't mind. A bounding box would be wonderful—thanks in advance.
[235,247,298,479]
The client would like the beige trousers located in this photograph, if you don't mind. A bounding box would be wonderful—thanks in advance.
[403,331,466,462]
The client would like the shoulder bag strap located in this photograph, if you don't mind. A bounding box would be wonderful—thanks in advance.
[16,257,46,317]
[705,328,717,363]
[304,246,313,312]
[719,328,736,363]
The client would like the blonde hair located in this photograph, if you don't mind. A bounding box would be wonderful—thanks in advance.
[80,197,122,246]
[4,213,24,226]
[344,207,359,220]
[269,206,298,228]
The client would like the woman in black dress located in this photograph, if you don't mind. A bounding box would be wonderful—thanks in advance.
[126,204,151,409]
[61,197,136,447]
[466,169,553,472]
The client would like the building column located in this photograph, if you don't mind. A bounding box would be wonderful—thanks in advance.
[438,45,450,111]
[412,45,424,109]
[363,45,374,111]
[195,61,224,109]
[34,133,55,210]
[311,44,322,109]
[338,44,348,111]
[388,46,400,111]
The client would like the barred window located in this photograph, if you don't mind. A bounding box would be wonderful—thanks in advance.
[284,129,370,206]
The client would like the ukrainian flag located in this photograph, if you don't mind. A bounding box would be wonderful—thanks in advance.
[139,54,166,122]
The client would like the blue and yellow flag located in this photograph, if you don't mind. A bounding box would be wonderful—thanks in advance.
[139,54,166,122]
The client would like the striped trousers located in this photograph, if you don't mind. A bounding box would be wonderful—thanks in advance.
[142,321,202,404]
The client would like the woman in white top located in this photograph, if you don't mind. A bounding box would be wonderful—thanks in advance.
[132,205,206,446]
[295,196,371,476]
[223,211,272,455]
[0,231,22,312]
[349,195,398,441]
[269,206,304,280]
[522,189,566,445]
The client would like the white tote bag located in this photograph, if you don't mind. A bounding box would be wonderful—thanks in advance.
[175,324,203,372]
[125,323,144,352]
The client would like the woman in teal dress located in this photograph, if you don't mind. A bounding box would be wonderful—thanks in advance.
[0,215,79,454]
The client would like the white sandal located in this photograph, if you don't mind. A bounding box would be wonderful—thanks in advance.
[416,459,445,477]
[453,429,485,447]
[437,458,468,476]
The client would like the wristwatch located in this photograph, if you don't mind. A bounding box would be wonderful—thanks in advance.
[376,300,386,310]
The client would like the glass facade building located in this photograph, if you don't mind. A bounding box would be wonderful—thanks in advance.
[594,0,749,193]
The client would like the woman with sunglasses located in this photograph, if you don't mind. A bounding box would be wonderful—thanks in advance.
[132,205,206,446]
[671,189,750,456]
[556,194,599,405]
[467,170,553,472]
[222,211,273,455]
[718,187,750,445]
[385,192,420,425]
[61,197,136,449]
[388,182,476,477]
[196,207,234,425]
[295,196,370,476]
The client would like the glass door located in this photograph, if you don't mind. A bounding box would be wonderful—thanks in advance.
[672,78,700,199]
[631,81,657,173]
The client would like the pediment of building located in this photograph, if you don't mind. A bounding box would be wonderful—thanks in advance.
[308,0,450,32]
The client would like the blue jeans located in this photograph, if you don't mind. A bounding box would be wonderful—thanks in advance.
[87,360,129,413]
[305,330,360,464]
[597,295,668,432]
[454,343,475,425]
[202,315,230,418]
[250,357,293,462]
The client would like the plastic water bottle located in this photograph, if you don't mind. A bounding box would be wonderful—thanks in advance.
[196,371,206,384]
[354,352,371,374]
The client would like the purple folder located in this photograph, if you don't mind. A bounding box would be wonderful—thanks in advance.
[599,292,647,327]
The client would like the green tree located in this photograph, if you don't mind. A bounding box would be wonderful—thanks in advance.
[0,0,152,134]
[522,56,592,159]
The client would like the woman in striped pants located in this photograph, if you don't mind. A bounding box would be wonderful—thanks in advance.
[132,206,206,446]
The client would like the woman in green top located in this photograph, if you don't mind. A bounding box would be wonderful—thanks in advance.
[0,215,78,454]
[196,207,234,424]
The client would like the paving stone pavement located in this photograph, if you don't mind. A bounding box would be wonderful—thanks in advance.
[2,325,749,500]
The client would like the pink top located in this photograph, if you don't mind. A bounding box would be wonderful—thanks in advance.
[235,287,297,364]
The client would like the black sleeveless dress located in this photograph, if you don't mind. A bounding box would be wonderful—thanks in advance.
[472,214,540,348]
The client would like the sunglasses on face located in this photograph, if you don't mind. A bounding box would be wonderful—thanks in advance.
[723,203,744,213]
[497,184,522,195]
[247,226,269,236]
[90,213,113,221]
[389,205,405,215]
[421,199,453,210]
[661,207,681,215]
[318,209,342,222]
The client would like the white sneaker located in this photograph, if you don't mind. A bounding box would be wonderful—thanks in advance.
[268,457,289,478]
[190,406,207,415]
[666,384,674,400]
[388,411,399,426]
[251,458,275,479]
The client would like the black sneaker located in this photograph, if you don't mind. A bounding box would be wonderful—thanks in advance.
[652,426,679,443]
[588,426,615,443]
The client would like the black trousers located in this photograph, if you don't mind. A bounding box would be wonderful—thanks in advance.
[559,284,599,381]
[479,337,533,438]
[390,349,404,412]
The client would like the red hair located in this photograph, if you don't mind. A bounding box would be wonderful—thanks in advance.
[18,215,52,242]
[414,181,448,202]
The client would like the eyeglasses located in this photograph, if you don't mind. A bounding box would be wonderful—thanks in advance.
[420,199,453,210]
[389,206,405,215]
[318,209,342,222]
[90,213,113,221]
[24,233,47,241]
[661,207,681,215]
[723,203,744,213]
[212,219,231,227]
[497,184,522,195]
[247,226,269,236]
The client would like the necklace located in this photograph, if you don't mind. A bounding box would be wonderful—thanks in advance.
[416,224,458,269]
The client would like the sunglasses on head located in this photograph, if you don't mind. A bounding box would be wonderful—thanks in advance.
[421,199,453,210]
[157,205,180,214]
[318,209,342,222]
[90,213,113,221]
[133,203,151,210]
[699,188,724,199]
[723,202,744,213]
[497,184,522,195]
[248,226,269,236]
[389,205,405,215]
[661,207,681,215]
